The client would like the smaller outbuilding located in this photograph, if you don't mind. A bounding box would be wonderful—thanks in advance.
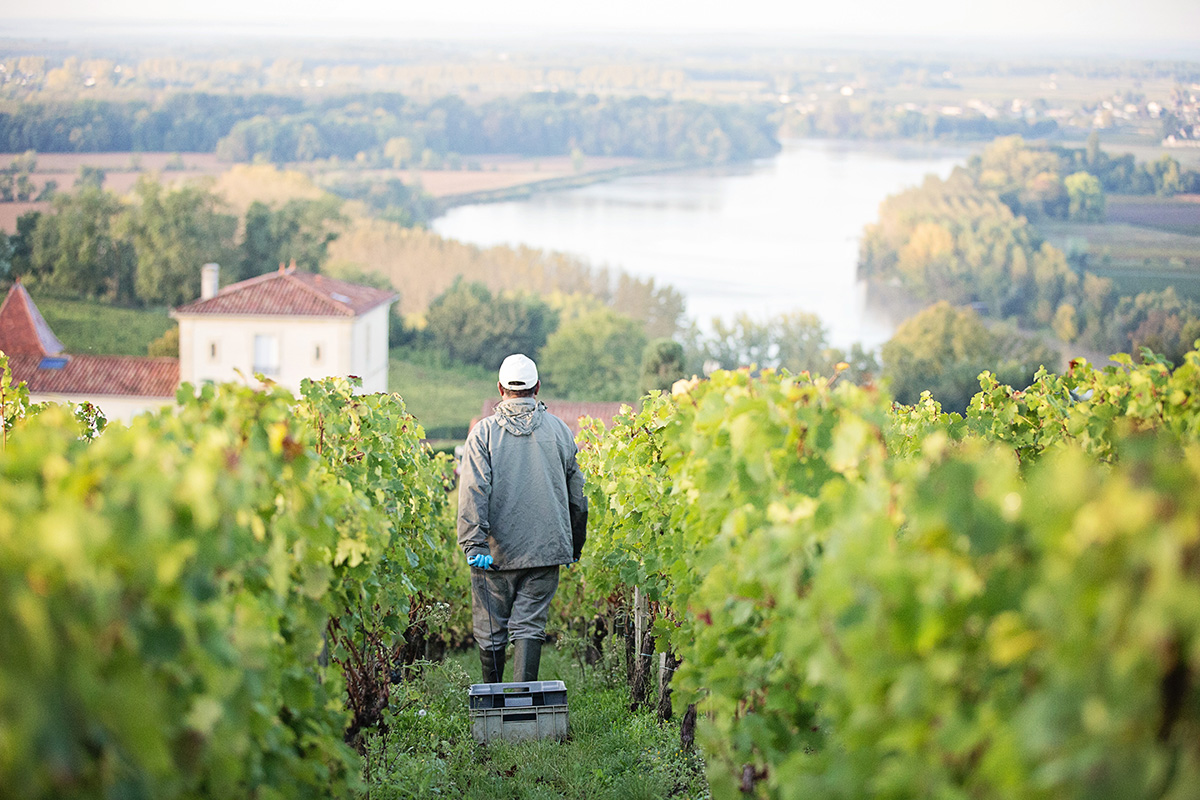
[0,281,178,423]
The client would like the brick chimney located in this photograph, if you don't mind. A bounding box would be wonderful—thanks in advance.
[200,263,220,300]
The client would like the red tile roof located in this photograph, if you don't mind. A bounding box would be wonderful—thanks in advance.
[9,354,180,398]
[0,284,178,399]
[174,268,397,318]
[478,398,633,438]
[0,282,65,356]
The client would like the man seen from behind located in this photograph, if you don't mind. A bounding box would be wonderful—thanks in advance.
[457,353,587,683]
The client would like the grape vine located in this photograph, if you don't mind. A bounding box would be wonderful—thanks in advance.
[576,346,1200,798]
[0,368,454,798]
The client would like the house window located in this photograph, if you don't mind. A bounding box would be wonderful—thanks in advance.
[209,341,218,360]
[314,344,322,363]
[253,334,280,376]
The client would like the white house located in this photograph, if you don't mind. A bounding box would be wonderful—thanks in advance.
[0,265,397,425]
[0,282,179,423]
[172,264,398,395]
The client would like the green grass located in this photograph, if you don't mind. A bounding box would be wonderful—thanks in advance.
[34,295,174,356]
[362,645,709,800]
[1039,220,1200,262]
[1038,217,1200,301]
[389,348,498,440]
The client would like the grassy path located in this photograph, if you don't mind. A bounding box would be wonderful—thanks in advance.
[362,646,709,800]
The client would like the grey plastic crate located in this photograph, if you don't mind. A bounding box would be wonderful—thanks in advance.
[468,680,568,743]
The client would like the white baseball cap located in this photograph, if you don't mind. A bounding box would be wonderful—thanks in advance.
[498,353,539,389]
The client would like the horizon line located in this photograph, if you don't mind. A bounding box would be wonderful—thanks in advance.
[3,19,1199,60]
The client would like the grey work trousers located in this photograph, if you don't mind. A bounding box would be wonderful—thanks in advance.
[471,565,560,651]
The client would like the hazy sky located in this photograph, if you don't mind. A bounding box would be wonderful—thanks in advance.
[7,0,1200,46]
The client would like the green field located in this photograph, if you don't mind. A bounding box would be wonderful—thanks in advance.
[33,294,174,356]
[1039,197,1200,301]
[389,348,498,440]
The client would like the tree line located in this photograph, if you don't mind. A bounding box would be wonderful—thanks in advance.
[785,99,1061,142]
[324,222,686,338]
[5,176,343,306]
[0,151,56,201]
[859,167,1077,324]
[409,278,665,402]
[0,91,781,165]
[413,278,889,405]
[860,136,1200,401]
[674,303,1054,415]
[0,94,305,153]
[967,133,1200,223]
[211,92,782,165]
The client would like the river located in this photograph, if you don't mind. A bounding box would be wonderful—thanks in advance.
[432,139,971,350]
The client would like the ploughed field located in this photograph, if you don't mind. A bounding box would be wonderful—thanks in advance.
[0,150,646,233]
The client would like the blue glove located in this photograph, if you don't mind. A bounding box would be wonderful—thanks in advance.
[467,553,493,570]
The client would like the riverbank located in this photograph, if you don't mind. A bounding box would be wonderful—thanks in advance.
[432,139,971,348]
[432,158,697,213]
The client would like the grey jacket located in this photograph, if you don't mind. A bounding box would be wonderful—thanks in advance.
[457,398,588,569]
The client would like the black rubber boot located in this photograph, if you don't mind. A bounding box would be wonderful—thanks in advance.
[512,638,543,682]
[479,646,506,683]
